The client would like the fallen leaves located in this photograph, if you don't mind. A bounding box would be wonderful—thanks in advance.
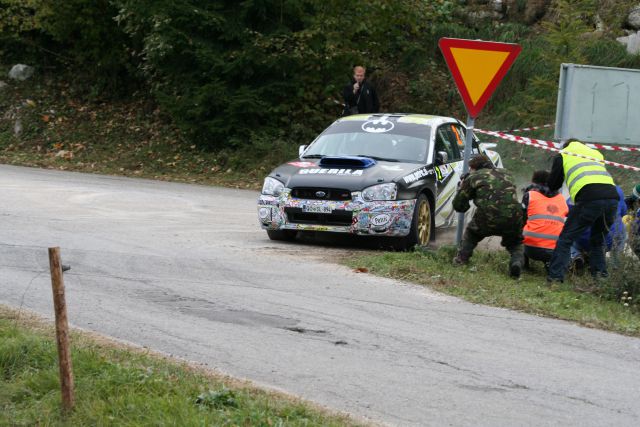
[55,150,73,160]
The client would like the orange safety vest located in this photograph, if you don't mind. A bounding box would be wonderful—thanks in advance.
[523,191,568,250]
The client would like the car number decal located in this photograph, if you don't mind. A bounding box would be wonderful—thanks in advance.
[435,164,454,182]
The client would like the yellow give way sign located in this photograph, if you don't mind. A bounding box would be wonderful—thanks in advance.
[439,38,521,118]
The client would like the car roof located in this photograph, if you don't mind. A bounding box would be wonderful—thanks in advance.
[337,113,461,128]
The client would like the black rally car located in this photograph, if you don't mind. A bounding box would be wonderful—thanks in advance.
[258,113,502,249]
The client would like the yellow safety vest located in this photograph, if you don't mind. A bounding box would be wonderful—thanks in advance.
[561,141,614,201]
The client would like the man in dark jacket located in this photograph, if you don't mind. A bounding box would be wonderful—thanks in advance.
[632,206,640,259]
[342,66,379,116]
[453,154,524,278]
[546,140,618,283]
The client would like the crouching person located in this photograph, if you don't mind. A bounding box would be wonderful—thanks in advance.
[632,208,640,259]
[521,170,568,271]
[453,154,524,278]
[624,184,640,259]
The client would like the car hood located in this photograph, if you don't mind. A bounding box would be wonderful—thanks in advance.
[270,157,425,192]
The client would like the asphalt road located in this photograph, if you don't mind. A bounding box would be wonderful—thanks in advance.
[1,164,639,427]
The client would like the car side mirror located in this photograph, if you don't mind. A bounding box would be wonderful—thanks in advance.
[436,151,448,165]
[298,145,308,158]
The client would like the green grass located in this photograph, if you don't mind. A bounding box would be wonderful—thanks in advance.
[345,246,640,337]
[0,307,359,427]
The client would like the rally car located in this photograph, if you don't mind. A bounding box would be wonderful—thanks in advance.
[258,113,502,249]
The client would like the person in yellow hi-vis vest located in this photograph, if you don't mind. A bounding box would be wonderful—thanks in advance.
[546,140,619,283]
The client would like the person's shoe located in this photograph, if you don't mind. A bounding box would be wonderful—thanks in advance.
[509,263,522,279]
[572,256,585,274]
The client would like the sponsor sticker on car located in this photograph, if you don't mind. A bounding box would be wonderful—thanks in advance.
[371,213,391,226]
[403,166,435,184]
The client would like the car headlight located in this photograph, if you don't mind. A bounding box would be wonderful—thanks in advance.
[262,176,284,196]
[362,183,397,201]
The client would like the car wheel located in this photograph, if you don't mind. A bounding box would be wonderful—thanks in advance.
[394,194,432,250]
[267,229,297,241]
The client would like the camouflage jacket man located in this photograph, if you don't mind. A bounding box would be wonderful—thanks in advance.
[453,166,522,231]
[452,155,524,277]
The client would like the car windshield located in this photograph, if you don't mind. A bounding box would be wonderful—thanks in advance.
[303,120,431,164]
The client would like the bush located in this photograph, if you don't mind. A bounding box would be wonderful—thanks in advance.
[111,0,464,149]
[3,0,640,151]
[605,250,640,307]
[0,0,136,96]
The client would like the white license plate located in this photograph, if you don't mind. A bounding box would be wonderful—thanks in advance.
[302,205,333,214]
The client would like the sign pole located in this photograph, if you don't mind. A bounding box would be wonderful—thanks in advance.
[438,38,521,246]
[455,114,475,245]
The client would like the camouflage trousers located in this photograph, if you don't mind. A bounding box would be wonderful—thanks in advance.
[457,219,524,267]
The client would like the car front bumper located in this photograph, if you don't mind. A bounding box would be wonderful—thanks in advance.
[258,190,416,236]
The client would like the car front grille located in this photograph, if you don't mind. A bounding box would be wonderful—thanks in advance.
[285,207,353,226]
[290,187,352,201]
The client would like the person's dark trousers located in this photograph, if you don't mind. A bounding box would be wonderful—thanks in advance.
[632,234,640,259]
[458,220,524,269]
[547,199,618,280]
[524,245,553,266]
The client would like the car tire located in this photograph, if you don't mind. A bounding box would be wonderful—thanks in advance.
[394,194,433,250]
[267,229,297,241]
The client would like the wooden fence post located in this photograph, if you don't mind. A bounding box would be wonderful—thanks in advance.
[48,247,75,413]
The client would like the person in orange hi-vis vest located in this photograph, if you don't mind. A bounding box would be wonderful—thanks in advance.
[521,170,569,272]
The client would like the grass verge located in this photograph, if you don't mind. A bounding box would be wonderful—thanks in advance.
[0,306,360,427]
[345,246,640,337]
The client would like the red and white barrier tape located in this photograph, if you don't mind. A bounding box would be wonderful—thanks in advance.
[476,129,561,149]
[475,128,640,172]
[482,128,640,153]
[584,142,640,153]
[500,123,554,133]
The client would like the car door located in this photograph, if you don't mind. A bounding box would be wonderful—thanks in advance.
[455,120,503,168]
[449,122,485,228]
[433,123,463,227]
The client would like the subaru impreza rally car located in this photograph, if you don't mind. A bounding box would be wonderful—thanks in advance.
[258,114,502,249]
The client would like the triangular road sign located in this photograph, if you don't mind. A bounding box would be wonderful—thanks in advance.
[439,38,521,118]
